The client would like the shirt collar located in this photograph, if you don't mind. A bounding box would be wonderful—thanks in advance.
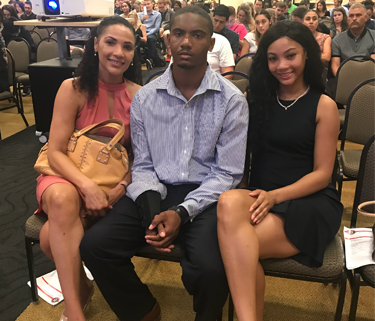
[156,63,221,101]
[347,27,367,40]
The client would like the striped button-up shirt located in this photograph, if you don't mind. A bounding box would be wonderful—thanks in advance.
[127,64,249,219]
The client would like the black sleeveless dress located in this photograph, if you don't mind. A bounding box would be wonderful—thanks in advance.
[249,89,343,267]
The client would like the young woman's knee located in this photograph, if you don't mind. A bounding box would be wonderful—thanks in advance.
[217,190,253,225]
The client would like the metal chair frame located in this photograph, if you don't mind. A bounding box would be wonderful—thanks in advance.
[346,134,375,320]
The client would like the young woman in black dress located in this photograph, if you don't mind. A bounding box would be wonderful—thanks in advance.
[217,20,343,321]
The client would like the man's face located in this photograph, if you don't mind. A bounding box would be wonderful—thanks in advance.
[169,13,214,70]
[292,15,303,23]
[158,2,166,12]
[366,8,373,19]
[181,1,187,8]
[275,7,284,18]
[333,0,340,7]
[24,4,32,14]
[213,15,227,33]
[348,7,368,31]
[349,0,355,6]
[144,0,153,12]
[255,1,263,12]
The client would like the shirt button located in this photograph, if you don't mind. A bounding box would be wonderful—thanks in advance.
[184,150,187,154]
[182,172,185,176]
[185,127,188,131]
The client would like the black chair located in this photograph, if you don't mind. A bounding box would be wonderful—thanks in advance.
[221,71,249,93]
[347,134,375,321]
[145,70,166,85]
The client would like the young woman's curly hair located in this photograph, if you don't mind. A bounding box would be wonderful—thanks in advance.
[73,16,142,105]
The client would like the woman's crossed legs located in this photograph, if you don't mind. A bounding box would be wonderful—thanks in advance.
[217,189,299,321]
[39,183,93,321]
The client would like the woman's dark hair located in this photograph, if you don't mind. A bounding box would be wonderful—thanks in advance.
[15,1,25,13]
[73,16,142,105]
[331,7,348,31]
[0,9,4,24]
[2,4,19,19]
[247,20,324,153]
[316,0,327,13]
[174,0,182,8]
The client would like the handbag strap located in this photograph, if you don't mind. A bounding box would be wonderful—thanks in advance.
[357,201,375,217]
[73,119,124,146]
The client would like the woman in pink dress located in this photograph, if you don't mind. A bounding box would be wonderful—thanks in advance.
[35,16,142,321]
[303,10,331,63]
[227,6,249,57]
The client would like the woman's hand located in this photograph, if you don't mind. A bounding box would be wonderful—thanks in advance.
[80,181,112,218]
[248,190,276,225]
[107,183,127,207]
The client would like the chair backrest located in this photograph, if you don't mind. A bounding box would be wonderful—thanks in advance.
[30,30,42,46]
[221,71,249,93]
[334,56,375,105]
[234,54,253,80]
[34,27,50,40]
[145,70,165,84]
[37,38,59,62]
[341,78,375,147]
[5,48,16,90]
[351,134,375,227]
[50,32,57,40]
[25,25,35,31]
[7,38,31,73]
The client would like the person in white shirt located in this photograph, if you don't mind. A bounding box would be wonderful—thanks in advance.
[208,32,235,78]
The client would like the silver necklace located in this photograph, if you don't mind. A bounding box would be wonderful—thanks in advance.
[276,86,310,110]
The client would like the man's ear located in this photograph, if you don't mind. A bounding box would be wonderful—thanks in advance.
[166,32,171,45]
[209,37,215,52]
[94,37,99,53]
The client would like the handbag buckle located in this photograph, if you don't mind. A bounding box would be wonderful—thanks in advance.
[67,136,78,152]
[97,148,110,164]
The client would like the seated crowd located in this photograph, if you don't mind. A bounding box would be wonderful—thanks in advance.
[3,1,373,321]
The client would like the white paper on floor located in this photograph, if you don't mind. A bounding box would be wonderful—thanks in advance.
[27,266,93,306]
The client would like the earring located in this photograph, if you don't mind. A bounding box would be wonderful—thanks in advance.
[94,52,97,56]
[131,61,133,66]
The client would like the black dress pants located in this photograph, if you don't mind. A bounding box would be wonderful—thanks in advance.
[80,184,229,321]
[146,34,157,61]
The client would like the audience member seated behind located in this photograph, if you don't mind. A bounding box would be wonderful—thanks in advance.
[217,20,343,321]
[292,6,330,34]
[330,7,348,38]
[20,1,36,20]
[227,6,248,57]
[275,1,287,21]
[365,4,375,29]
[237,3,256,32]
[2,17,37,55]
[35,16,142,321]
[329,0,349,17]
[159,0,174,60]
[331,3,375,76]
[119,1,132,18]
[208,32,235,78]
[254,0,264,13]
[213,4,240,61]
[114,0,124,15]
[15,1,24,18]
[138,0,162,65]
[129,10,147,43]
[303,10,331,62]
[0,10,9,93]
[242,9,273,55]
[315,0,330,17]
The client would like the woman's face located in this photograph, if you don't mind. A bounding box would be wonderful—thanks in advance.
[303,11,319,33]
[237,10,246,23]
[3,9,11,18]
[94,24,135,80]
[267,37,307,87]
[121,2,129,14]
[333,11,343,23]
[133,4,140,12]
[317,3,323,11]
[129,12,137,27]
[115,0,120,7]
[255,14,270,35]
[227,15,236,28]
[174,3,180,11]
[15,4,23,14]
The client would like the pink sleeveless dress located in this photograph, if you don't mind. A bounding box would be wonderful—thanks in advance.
[35,79,132,213]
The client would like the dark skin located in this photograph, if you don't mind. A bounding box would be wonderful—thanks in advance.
[145,12,215,252]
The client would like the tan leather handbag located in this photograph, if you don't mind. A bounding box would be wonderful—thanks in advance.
[34,119,129,192]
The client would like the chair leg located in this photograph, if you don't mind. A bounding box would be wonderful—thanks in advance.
[15,85,29,127]
[25,236,39,304]
[348,272,361,321]
[334,269,347,321]
[228,293,234,321]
